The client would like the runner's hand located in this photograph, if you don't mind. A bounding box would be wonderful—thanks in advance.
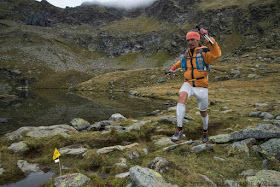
[199,28,208,37]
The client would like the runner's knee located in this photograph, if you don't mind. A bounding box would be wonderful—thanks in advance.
[178,91,188,103]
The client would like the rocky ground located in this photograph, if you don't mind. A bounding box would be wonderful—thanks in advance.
[0,51,279,186]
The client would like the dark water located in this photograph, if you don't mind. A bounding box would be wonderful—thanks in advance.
[0,89,172,136]
[0,171,54,187]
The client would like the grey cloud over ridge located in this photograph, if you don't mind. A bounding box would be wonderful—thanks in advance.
[82,0,158,9]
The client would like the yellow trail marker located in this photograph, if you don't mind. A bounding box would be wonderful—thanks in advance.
[53,148,61,160]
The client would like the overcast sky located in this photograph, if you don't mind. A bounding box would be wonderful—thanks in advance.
[36,0,157,9]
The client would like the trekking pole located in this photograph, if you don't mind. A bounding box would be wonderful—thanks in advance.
[196,26,214,45]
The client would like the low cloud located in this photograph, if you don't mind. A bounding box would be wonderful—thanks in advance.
[82,0,158,9]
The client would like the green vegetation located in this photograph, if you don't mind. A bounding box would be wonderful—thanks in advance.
[199,0,276,10]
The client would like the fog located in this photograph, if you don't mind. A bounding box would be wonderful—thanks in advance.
[82,0,158,9]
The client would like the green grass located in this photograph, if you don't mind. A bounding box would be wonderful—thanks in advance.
[99,17,163,33]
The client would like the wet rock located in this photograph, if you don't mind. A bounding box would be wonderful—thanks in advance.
[5,125,77,140]
[59,144,88,155]
[154,137,174,146]
[88,120,112,131]
[109,113,127,122]
[126,151,140,160]
[246,170,280,186]
[239,169,256,177]
[158,116,189,125]
[191,143,214,153]
[8,141,29,153]
[148,157,169,173]
[258,138,280,160]
[96,143,139,155]
[54,173,90,187]
[129,166,176,187]
[17,160,40,175]
[226,140,250,157]
[0,118,12,123]
[70,118,90,131]
[260,112,274,120]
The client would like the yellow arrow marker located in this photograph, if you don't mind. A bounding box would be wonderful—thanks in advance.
[53,148,61,160]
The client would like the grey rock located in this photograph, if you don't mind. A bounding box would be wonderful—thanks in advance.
[146,110,161,116]
[107,126,126,132]
[260,112,274,120]
[54,173,90,187]
[88,120,112,131]
[166,91,174,96]
[254,103,268,107]
[158,116,189,125]
[129,166,175,187]
[116,172,130,178]
[5,125,77,140]
[246,170,280,186]
[247,74,259,78]
[240,169,255,177]
[191,144,214,153]
[126,151,140,160]
[243,138,256,146]
[8,141,29,153]
[198,174,217,187]
[17,160,40,174]
[210,134,231,143]
[115,158,127,168]
[249,111,261,117]
[167,106,176,111]
[213,156,226,161]
[70,118,90,131]
[109,113,127,122]
[226,140,250,157]
[163,140,201,151]
[154,137,175,146]
[271,120,280,127]
[143,148,148,155]
[59,144,88,155]
[148,157,169,173]
[0,168,4,175]
[225,180,242,187]
[258,138,280,160]
[96,143,139,155]
[250,145,261,153]
[157,78,166,83]
[262,159,270,169]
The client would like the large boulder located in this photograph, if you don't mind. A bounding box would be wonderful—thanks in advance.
[210,125,280,143]
[246,170,280,186]
[5,125,77,140]
[88,120,112,131]
[8,141,29,153]
[17,160,40,174]
[258,138,280,160]
[70,118,90,131]
[129,166,176,187]
[54,173,90,187]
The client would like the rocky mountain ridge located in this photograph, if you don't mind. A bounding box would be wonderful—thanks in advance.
[0,0,279,91]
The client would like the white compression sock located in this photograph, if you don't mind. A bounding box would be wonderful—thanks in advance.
[176,103,185,128]
[201,114,209,131]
